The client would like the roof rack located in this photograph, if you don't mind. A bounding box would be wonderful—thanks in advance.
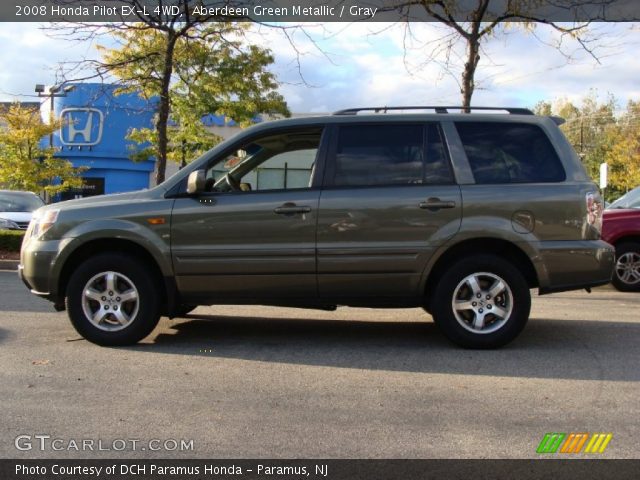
[332,106,534,115]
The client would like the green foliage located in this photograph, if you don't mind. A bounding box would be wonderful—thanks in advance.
[605,100,640,196]
[533,101,552,116]
[0,103,86,195]
[0,230,25,252]
[536,93,640,201]
[97,23,289,169]
[126,108,222,167]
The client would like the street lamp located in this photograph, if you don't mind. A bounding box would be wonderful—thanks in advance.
[35,83,75,147]
[34,83,75,203]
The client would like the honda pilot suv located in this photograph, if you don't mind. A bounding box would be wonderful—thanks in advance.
[19,106,614,348]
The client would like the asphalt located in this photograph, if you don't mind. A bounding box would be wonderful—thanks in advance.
[0,270,639,459]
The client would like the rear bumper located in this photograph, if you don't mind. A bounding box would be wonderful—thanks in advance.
[536,240,615,294]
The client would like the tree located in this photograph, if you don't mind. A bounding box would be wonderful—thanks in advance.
[535,94,640,201]
[0,103,85,195]
[390,0,608,107]
[605,101,640,195]
[545,93,617,179]
[49,2,289,184]
[110,23,288,169]
[127,101,222,168]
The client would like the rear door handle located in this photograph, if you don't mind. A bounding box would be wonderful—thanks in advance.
[274,204,312,215]
[419,198,456,211]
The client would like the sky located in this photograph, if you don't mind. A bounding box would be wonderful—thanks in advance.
[1,21,639,114]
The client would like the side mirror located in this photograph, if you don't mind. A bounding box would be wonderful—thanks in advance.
[186,170,206,194]
[239,182,252,192]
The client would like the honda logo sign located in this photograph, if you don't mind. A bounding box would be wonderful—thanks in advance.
[59,108,104,146]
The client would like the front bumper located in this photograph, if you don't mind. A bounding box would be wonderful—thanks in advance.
[19,236,61,302]
[536,240,615,294]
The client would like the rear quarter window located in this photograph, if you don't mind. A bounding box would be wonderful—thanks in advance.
[455,122,566,184]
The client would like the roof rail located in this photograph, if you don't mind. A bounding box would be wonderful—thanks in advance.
[332,106,534,115]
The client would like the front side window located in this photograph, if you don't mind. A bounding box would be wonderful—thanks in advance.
[455,122,566,184]
[205,128,322,192]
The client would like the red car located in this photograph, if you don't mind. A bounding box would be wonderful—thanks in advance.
[602,187,640,291]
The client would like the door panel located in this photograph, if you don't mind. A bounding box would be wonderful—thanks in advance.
[316,185,462,298]
[171,190,319,302]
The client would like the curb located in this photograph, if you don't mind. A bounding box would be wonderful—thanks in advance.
[0,259,19,271]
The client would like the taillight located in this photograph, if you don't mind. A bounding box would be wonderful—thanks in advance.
[586,191,603,235]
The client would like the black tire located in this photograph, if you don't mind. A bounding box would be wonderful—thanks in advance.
[65,253,162,346]
[611,242,640,292]
[430,254,531,349]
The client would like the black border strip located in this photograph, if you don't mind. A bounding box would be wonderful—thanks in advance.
[4,0,640,23]
[3,459,640,480]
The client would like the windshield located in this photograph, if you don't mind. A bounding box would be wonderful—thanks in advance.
[0,191,44,212]
[608,187,640,209]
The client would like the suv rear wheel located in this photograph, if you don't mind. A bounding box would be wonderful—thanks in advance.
[612,242,640,292]
[66,253,161,346]
[430,254,531,348]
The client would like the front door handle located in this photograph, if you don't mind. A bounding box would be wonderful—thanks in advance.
[419,198,456,211]
[274,204,312,215]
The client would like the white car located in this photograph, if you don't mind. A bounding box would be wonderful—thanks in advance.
[607,186,640,210]
[0,190,45,230]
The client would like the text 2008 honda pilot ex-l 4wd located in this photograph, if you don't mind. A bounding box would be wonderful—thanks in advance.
[19,106,615,348]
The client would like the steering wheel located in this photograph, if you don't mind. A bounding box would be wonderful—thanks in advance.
[224,173,241,192]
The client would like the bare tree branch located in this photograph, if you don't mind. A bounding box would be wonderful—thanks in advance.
[374,0,617,107]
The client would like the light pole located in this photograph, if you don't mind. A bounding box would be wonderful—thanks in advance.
[34,83,75,203]
[35,83,75,147]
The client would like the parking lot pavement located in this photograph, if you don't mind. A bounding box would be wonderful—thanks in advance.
[0,270,639,459]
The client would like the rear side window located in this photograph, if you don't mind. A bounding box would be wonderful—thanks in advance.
[425,123,454,184]
[332,124,453,186]
[455,122,565,184]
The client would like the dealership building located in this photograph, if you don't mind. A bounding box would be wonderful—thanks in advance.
[43,83,156,200]
[43,82,267,200]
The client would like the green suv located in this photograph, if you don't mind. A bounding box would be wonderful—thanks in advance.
[19,106,614,348]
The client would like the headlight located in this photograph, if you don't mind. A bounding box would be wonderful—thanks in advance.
[31,210,60,238]
[0,218,20,230]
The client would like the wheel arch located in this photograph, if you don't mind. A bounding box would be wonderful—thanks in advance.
[55,238,179,315]
[610,235,640,248]
[423,238,538,309]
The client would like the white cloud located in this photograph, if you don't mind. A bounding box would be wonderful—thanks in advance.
[262,22,640,111]
[0,23,101,100]
[2,21,639,113]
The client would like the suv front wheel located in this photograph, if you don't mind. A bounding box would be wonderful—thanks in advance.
[65,253,162,346]
[430,254,531,348]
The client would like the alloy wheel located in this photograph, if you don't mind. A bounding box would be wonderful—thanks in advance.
[451,272,513,334]
[615,252,640,286]
[81,271,139,331]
